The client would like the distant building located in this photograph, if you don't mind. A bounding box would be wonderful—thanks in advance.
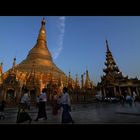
[97,40,140,97]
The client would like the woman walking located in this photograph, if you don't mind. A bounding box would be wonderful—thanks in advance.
[16,88,32,124]
[60,87,74,124]
[35,88,47,121]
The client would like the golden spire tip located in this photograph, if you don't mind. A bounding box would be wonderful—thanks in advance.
[41,17,46,25]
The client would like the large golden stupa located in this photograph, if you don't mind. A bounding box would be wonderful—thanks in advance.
[16,18,65,75]
[0,18,68,104]
[15,17,67,86]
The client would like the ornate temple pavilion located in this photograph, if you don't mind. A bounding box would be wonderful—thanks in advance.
[97,40,140,97]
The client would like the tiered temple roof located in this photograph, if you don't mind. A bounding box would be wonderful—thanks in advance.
[101,40,127,85]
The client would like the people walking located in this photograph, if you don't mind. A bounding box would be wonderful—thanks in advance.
[132,91,137,106]
[126,93,133,107]
[120,94,125,106]
[35,88,47,121]
[60,87,74,124]
[20,88,31,110]
[16,88,32,124]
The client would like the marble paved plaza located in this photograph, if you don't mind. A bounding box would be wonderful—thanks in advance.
[1,102,140,124]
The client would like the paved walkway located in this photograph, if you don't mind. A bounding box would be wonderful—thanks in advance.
[1,102,140,124]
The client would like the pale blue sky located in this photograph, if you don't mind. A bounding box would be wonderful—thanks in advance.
[0,16,140,85]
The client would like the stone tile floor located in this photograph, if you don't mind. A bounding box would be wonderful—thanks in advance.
[1,102,140,124]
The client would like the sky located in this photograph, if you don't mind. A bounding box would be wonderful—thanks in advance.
[0,16,140,85]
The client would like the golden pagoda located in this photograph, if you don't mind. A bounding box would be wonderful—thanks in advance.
[74,74,80,90]
[84,67,91,90]
[15,18,66,83]
[67,72,74,91]
[0,17,68,105]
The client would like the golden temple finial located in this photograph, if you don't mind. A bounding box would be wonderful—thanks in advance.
[75,74,78,85]
[41,17,46,25]
[13,57,16,68]
[9,57,16,76]
[86,65,88,71]
[81,72,85,88]
[26,17,53,62]
[69,71,71,78]
[75,74,80,89]
[37,17,46,43]
[84,67,91,89]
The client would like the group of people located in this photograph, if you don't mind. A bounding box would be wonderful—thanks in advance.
[125,91,137,106]
[16,87,74,124]
[1,87,139,123]
[95,90,138,107]
[53,87,74,124]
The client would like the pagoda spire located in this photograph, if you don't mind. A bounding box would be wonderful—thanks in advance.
[81,72,85,89]
[103,40,123,80]
[84,67,91,89]
[74,74,80,89]
[37,17,46,43]
[27,61,36,86]
[24,17,53,64]
[9,57,16,76]
[13,57,16,68]
[68,71,73,89]
[106,39,110,52]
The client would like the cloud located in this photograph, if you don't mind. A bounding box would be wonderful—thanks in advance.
[52,16,65,59]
